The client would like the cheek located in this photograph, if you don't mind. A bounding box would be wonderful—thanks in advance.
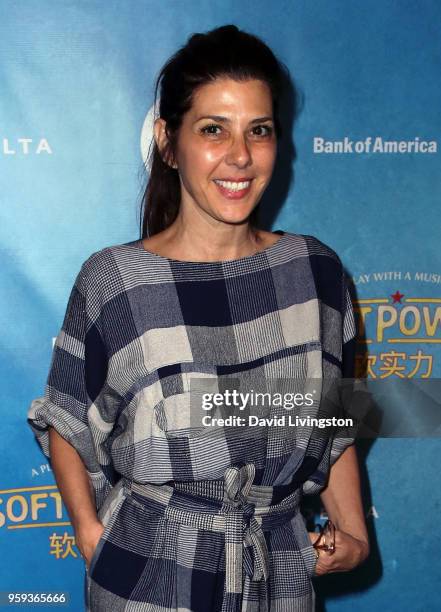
[198,144,225,167]
[254,145,277,175]
[183,148,224,186]
[177,152,218,197]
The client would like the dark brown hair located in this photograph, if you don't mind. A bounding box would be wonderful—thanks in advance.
[139,25,289,238]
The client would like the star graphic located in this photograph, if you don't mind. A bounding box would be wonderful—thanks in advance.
[391,290,404,303]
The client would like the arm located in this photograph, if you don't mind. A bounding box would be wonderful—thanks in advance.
[49,426,104,567]
[321,444,368,545]
[308,444,370,574]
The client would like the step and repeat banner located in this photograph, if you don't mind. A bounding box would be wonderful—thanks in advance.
[1,1,440,610]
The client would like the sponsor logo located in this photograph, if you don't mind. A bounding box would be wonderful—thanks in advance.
[313,136,437,154]
[352,271,440,378]
[1,138,52,155]
[0,480,80,560]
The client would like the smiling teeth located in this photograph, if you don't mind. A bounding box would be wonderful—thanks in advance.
[214,180,251,191]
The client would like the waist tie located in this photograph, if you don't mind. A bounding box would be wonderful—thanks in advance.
[121,464,302,611]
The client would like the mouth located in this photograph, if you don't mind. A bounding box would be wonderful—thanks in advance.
[213,179,253,199]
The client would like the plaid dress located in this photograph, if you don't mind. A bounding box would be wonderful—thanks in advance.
[27,230,356,612]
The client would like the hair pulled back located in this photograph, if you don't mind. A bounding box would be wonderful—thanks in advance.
[140,25,288,237]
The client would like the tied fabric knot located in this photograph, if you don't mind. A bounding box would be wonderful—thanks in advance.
[224,463,255,506]
[241,502,255,527]
[223,464,270,597]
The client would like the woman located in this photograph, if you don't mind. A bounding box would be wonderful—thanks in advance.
[28,25,369,611]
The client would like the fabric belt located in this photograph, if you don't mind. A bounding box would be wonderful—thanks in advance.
[121,463,302,612]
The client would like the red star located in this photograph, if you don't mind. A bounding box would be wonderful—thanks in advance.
[391,290,404,303]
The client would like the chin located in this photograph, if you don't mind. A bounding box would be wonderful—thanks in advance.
[216,209,255,225]
[216,202,257,220]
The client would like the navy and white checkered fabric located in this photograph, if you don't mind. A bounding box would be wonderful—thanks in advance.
[27,230,356,611]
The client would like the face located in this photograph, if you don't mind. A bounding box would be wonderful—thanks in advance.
[155,77,277,226]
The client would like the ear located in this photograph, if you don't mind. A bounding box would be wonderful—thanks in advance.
[154,118,177,169]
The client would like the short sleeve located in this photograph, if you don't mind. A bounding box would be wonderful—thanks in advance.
[27,258,114,512]
[329,272,357,467]
[341,273,357,379]
[302,270,357,496]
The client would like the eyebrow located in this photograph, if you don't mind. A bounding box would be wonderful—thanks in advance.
[194,115,274,124]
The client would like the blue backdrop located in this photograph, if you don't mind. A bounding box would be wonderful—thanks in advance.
[1,1,440,610]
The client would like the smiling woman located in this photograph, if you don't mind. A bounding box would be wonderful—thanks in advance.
[150,77,277,242]
[27,24,369,612]
[139,24,288,262]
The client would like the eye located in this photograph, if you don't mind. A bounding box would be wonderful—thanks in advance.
[251,124,274,138]
[200,124,223,135]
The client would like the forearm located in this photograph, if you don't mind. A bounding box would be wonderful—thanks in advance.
[48,426,98,531]
[320,444,369,547]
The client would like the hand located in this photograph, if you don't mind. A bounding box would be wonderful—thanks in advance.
[75,520,105,570]
[308,529,369,576]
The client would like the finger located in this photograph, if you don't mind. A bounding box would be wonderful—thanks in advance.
[315,548,333,574]
[317,550,340,573]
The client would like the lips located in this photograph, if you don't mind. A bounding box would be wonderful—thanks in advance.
[213,178,253,199]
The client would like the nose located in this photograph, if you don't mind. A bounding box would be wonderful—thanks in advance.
[225,134,252,168]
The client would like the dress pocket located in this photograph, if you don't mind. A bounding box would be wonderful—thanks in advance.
[87,527,107,577]
[117,491,164,560]
[156,367,229,440]
[87,480,127,576]
[289,511,318,579]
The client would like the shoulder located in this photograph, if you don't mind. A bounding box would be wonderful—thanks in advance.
[282,231,342,265]
[282,231,347,309]
[75,239,139,297]
[281,231,343,269]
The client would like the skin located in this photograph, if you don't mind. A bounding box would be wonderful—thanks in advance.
[48,427,103,571]
[144,78,280,260]
[309,445,369,575]
[51,76,369,575]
